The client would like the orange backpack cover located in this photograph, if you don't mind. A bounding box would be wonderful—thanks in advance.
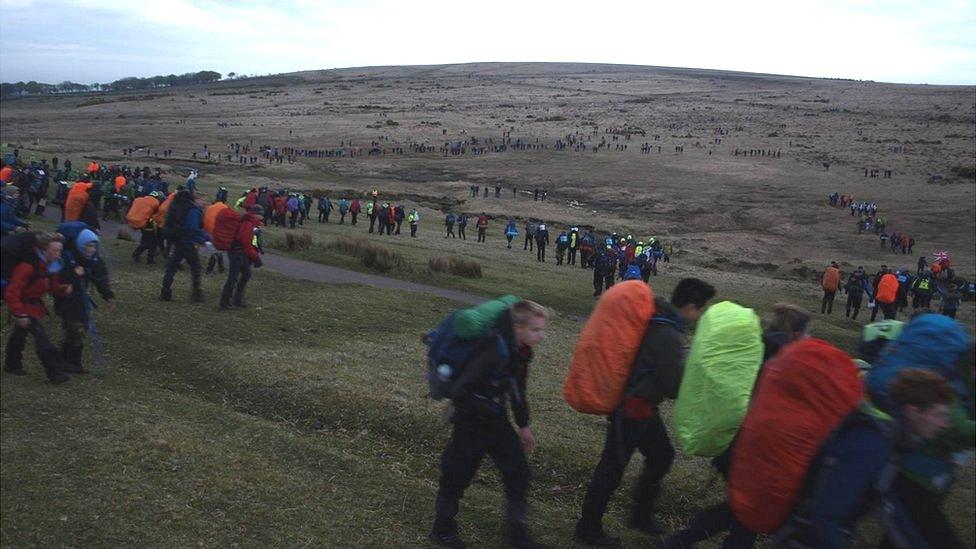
[821,267,840,292]
[63,182,92,221]
[203,202,229,234]
[729,338,864,533]
[564,281,655,415]
[126,196,160,230]
[153,193,175,228]
[875,273,898,304]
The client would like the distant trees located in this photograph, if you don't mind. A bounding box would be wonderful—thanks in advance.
[0,70,224,97]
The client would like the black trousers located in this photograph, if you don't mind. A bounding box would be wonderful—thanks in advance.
[445,225,455,238]
[221,251,252,305]
[870,301,896,321]
[369,215,376,232]
[556,249,565,265]
[410,223,418,237]
[318,209,327,222]
[478,228,486,242]
[133,229,158,262]
[821,290,836,314]
[524,233,533,251]
[536,244,546,261]
[289,210,299,228]
[5,318,61,378]
[351,212,358,225]
[846,292,863,319]
[568,247,577,265]
[880,475,963,549]
[162,241,202,293]
[458,225,466,240]
[434,415,529,534]
[579,413,674,531]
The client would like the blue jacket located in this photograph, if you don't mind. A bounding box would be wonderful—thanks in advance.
[868,313,974,494]
[0,197,27,235]
[178,206,209,244]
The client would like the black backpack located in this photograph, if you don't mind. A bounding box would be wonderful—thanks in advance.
[0,232,39,298]
[163,190,193,239]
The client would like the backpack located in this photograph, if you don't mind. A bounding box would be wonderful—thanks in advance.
[216,187,229,203]
[424,296,519,400]
[446,214,456,224]
[212,208,243,252]
[729,338,864,534]
[622,264,642,280]
[557,234,569,245]
[857,320,904,366]
[0,232,38,287]
[866,313,972,416]
[673,301,764,457]
[29,174,43,194]
[594,253,612,273]
[127,196,159,230]
[163,190,193,238]
[564,281,656,415]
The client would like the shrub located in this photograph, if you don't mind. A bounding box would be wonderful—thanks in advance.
[272,231,313,251]
[950,164,976,180]
[428,256,483,278]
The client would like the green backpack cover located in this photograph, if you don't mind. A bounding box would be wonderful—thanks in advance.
[673,301,763,457]
[453,295,520,338]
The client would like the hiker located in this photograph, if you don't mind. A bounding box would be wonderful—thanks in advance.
[917,256,927,275]
[428,299,550,549]
[160,191,209,303]
[867,314,974,549]
[444,213,457,238]
[317,195,333,223]
[938,283,962,319]
[662,241,672,263]
[2,232,72,384]
[219,206,264,310]
[820,262,841,314]
[1,186,29,236]
[555,231,569,265]
[592,246,616,297]
[575,279,716,545]
[53,222,116,374]
[777,369,955,548]
[457,213,468,240]
[349,198,361,225]
[504,219,518,248]
[534,223,549,262]
[660,303,810,549]
[580,231,595,269]
[523,220,536,251]
[844,266,871,319]
[394,205,405,235]
[872,269,899,321]
[367,200,377,233]
[203,197,230,275]
[286,194,300,229]
[567,227,580,265]
[377,203,389,235]
[129,192,163,264]
[408,208,419,237]
[338,198,349,224]
[476,212,489,243]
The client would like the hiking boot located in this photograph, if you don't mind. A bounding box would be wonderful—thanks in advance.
[629,514,666,535]
[219,300,233,311]
[159,288,173,301]
[61,362,88,374]
[428,530,466,549]
[132,254,140,263]
[573,523,621,547]
[4,365,27,376]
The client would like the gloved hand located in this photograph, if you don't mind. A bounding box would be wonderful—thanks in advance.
[623,395,654,420]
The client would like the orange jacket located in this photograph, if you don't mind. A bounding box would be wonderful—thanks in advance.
[64,182,92,221]
[821,267,841,292]
[875,273,898,304]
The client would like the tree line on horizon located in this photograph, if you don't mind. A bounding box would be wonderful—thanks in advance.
[0,70,227,97]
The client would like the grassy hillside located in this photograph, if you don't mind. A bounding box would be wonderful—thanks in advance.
[2,219,973,547]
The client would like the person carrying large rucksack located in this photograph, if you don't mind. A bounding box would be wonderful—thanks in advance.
[444,213,456,238]
[53,221,115,375]
[1,186,29,237]
[865,312,973,548]
[425,297,550,549]
[317,195,333,223]
[2,231,72,384]
[534,223,549,261]
[573,279,716,546]
[555,231,569,265]
[160,191,209,303]
[592,246,616,297]
[219,205,264,310]
[129,192,164,264]
[820,261,841,314]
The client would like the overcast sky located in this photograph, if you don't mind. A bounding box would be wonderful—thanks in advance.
[1,0,974,85]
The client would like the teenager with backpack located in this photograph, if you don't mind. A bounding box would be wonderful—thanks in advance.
[444,213,456,238]
[568,227,580,265]
[160,191,209,303]
[523,221,536,251]
[2,232,72,384]
[534,224,549,261]
[349,198,361,225]
[820,261,841,314]
[844,266,870,320]
[407,208,419,237]
[428,299,550,549]
[129,192,163,264]
[338,198,349,224]
[219,205,264,310]
[457,213,468,240]
[575,279,716,546]
[555,231,570,265]
[53,223,115,374]
[505,219,519,248]
[592,246,616,297]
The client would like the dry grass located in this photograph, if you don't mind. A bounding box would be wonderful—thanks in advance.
[327,235,407,273]
[272,231,313,251]
[428,256,483,278]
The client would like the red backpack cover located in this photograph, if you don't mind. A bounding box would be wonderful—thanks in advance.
[729,338,864,533]
[564,281,655,415]
[211,208,242,252]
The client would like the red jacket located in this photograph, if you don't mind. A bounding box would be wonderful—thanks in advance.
[349,200,361,214]
[273,196,287,215]
[235,213,263,263]
[477,214,489,228]
[4,258,67,319]
[243,190,258,210]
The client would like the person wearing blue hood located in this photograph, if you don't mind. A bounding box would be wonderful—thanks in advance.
[53,223,116,375]
[867,312,974,549]
[160,191,210,302]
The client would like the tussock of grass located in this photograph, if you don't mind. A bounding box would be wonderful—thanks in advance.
[327,235,407,273]
[272,231,313,251]
[428,256,483,278]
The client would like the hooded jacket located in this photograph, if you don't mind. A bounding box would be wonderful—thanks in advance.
[55,229,113,321]
[4,250,67,319]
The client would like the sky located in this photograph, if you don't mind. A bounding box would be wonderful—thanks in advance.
[0,0,974,85]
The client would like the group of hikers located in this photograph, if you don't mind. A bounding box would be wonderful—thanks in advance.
[827,193,918,254]
[424,282,974,549]
[818,260,965,322]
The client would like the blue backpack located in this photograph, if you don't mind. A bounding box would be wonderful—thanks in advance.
[424,311,508,400]
[623,264,643,280]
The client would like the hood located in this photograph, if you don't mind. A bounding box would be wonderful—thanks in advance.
[75,229,100,255]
